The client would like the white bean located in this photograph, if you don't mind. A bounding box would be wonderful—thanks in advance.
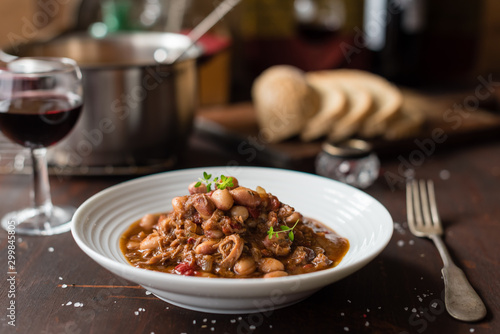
[195,240,218,255]
[188,181,207,194]
[211,188,234,211]
[139,214,156,232]
[230,206,249,221]
[263,271,288,278]
[234,257,256,276]
[259,257,285,273]
[139,234,160,250]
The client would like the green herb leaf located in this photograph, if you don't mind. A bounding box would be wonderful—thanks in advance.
[267,226,274,239]
[267,219,299,242]
[194,172,234,192]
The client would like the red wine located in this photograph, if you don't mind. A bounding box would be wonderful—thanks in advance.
[0,95,82,148]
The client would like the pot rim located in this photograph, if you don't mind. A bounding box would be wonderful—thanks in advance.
[6,31,203,70]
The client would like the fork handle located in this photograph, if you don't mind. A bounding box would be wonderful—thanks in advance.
[430,235,487,322]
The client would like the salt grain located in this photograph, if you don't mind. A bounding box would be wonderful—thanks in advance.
[393,222,406,235]
[211,327,215,331]
[230,319,236,323]
[365,321,370,327]
[404,307,408,311]
[249,325,256,330]
[48,247,54,252]
[134,311,139,315]
[61,284,68,289]
[470,328,475,333]
[439,170,450,180]
[145,291,152,295]
[211,320,216,324]
[66,301,72,306]
[74,302,83,307]
[341,312,345,316]
[193,320,197,324]
[203,318,207,323]
[397,240,405,247]
[344,327,349,332]
[412,308,417,313]
[58,277,63,280]
[409,240,415,245]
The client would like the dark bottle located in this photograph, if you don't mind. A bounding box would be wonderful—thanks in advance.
[363,0,427,86]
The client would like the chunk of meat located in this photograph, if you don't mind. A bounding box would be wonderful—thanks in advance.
[218,234,244,268]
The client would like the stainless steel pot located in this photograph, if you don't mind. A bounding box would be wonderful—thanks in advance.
[8,32,201,173]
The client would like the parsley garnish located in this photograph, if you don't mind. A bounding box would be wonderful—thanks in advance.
[267,219,299,242]
[195,172,234,192]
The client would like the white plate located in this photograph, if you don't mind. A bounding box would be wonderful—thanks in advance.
[71,166,393,314]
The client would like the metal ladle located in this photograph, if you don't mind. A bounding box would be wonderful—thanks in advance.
[153,0,241,64]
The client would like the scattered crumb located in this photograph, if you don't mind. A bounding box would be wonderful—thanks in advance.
[412,308,417,313]
[404,307,409,311]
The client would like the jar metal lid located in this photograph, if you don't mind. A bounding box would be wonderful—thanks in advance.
[321,139,373,159]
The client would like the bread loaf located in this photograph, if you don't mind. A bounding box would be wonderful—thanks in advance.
[252,65,320,143]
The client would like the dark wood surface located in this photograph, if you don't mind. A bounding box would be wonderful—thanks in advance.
[1,126,499,334]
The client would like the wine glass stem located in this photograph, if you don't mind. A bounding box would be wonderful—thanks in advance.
[31,147,53,217]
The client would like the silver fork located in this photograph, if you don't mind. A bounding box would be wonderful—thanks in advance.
[406,179,487,322]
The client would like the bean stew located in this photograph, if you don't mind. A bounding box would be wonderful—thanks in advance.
[120,175,349,278]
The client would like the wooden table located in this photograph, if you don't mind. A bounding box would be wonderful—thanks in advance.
[1,129,499,334]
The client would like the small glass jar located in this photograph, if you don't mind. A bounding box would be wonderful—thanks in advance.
[315,139,380,188]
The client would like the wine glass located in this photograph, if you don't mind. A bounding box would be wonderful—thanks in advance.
[0,57,83,236]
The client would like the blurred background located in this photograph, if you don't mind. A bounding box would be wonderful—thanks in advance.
[1,0,499,175]
[1,0,499,101]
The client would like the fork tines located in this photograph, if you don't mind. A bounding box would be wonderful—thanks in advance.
[406,179,443,237]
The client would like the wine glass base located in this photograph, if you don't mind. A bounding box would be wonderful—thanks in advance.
[1,206,75,236]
